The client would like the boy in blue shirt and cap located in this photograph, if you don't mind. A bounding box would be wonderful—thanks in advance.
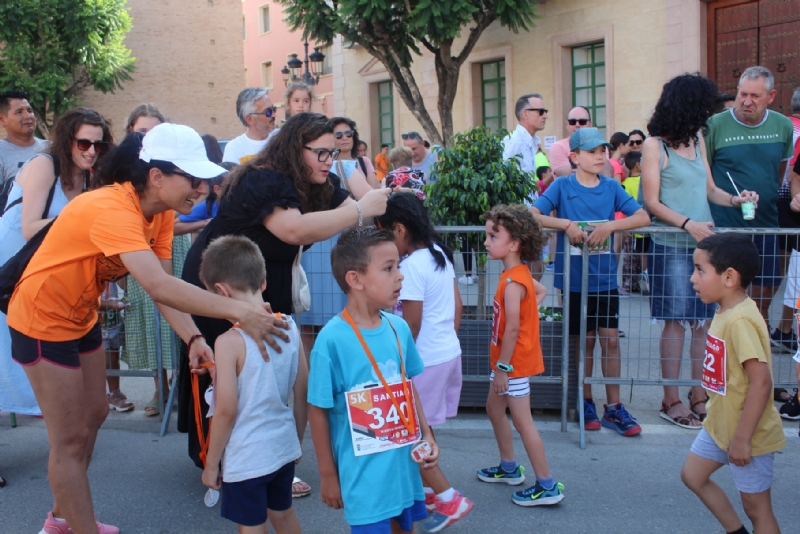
[532,129,650,436]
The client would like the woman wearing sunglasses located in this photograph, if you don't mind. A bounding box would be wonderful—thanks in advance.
[0,107,112,431]
[177,113,390,489]
[6,123,286,533]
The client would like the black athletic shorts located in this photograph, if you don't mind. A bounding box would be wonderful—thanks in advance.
[567,289,620,335]
[10,320,102,369]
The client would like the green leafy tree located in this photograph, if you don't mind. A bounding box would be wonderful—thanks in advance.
[281,0,538,147]
[0,0,136,138]
[426,125,534,225]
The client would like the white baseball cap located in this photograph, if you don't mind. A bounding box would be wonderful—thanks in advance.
[139,123,226,179]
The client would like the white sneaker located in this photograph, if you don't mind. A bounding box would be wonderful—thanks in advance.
[458,275,476,285]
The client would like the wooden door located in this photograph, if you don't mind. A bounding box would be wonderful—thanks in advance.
[758,0,800,113]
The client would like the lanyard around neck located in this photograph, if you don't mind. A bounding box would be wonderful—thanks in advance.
[341,309,416,436]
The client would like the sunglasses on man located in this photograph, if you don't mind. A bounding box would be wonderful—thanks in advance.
[567,118,590,126]
[334,130,354,139]
[250,106,278,118]
[401,132,422,140]
[524,108,548,116]
[74,138,109,153]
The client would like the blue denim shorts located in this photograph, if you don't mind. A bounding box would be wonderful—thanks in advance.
[649,243,715,321]
[350,500,427,533]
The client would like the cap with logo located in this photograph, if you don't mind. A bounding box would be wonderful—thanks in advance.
[139,123,226,179]
[569,128,613,152]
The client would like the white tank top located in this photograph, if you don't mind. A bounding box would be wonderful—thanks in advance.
[221,318,302,483]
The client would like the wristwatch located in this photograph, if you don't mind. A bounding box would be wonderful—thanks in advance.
[496,362,514,373]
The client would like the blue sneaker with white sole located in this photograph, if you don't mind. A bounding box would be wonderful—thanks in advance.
[476,464,525,485]
[512,482,565,507]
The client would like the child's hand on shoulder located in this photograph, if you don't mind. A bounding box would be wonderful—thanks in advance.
[202,465,221,490]
[320,473,343,509]
[493,371,509,395]
[728,437,752,467]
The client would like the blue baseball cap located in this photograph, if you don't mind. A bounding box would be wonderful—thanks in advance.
[569,128,613,151]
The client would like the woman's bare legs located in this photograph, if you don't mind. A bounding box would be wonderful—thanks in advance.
[24,346,109,532]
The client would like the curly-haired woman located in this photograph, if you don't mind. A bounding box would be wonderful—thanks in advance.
[641,73,758,428]
[178,112,390,494]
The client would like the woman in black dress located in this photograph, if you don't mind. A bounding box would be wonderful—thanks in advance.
[177,113,390,470]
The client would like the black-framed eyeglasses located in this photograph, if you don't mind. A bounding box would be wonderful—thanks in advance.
[524,108,548,116]
[567,118,590,126]
[334,130,354,139]
[629,139,643,146]
[401,131,422,140]
[74,138,109,153]
[250,106,278,118]
[169,170,206,189]
[304,146,340,162]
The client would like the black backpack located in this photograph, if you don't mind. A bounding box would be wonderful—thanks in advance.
[0,180,58,314]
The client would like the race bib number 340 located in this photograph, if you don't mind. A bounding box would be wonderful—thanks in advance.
[346,380,421,456]
[702,333,727,396]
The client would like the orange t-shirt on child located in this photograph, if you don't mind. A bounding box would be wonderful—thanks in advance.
[8,181,173,342]
[490,263,544,378]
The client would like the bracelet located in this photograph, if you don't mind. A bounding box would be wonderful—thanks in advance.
[354,202,363,227]
[187,334,205,351]
[563,220,572,231]
[680,217,691,230]
[730,193,736,206]
[496,362,514,373]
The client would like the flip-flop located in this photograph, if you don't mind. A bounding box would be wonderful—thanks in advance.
[292,476,311,498]
[659,400,702,430]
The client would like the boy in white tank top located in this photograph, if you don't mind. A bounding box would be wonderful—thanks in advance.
[198,235,308,533]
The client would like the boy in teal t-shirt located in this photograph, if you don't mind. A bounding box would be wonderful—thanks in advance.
[308,227,439,533]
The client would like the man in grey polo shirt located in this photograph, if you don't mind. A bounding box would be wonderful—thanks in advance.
[0,90,49,199]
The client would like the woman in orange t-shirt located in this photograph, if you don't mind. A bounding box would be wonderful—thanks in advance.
[6,124,288,534]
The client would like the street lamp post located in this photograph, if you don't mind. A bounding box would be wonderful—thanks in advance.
[281,41,325,87]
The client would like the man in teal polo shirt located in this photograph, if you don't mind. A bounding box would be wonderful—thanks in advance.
[706,66,794,327]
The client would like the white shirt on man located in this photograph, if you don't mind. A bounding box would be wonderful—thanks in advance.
[502,124,541,204]
[222,131,275,165]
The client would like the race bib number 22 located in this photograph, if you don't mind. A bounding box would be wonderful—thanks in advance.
[702,333,727,396]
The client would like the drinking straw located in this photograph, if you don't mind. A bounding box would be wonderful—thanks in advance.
[726,172,743,197]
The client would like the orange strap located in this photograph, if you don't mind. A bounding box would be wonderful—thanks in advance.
[341,309,417,436]
[192,362,216,468]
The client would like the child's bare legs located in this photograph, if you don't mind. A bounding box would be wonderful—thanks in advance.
[579,330,620,404]
[741,490,780,534]
[486,389,515,462]
[391,520,410,534]
[597,327,621,404]
[420,465,450,494]
[507,395,551,479]
[486,388,551,479]
[265,508,302,534]
[681,452,743,532]
[238,523,269,534]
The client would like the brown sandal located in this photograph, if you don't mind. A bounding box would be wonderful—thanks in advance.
[659,400,703,429]
[688,391,709,422]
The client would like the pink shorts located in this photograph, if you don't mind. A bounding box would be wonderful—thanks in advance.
[414,355,462,426]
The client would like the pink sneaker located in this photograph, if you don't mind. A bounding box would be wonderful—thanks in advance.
[424,491,436,512]
[422,491,475,532]
[40,511,120,534]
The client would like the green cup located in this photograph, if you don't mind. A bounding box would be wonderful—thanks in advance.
[741,201,755,221]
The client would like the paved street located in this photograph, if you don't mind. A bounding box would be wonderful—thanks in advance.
[1,409,798,533]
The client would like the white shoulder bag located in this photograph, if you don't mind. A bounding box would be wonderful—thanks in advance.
[292,245,311,315]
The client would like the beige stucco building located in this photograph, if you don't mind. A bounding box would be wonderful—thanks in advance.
[80,0,245,141]
[333,0,708,151]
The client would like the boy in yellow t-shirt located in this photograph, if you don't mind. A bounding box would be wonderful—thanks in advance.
[681,234,786,534]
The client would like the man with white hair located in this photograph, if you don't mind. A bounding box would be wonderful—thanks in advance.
[223,87,278,164]
[706,67,794,404]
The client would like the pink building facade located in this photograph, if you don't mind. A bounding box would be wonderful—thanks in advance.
[242,1,333,119]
